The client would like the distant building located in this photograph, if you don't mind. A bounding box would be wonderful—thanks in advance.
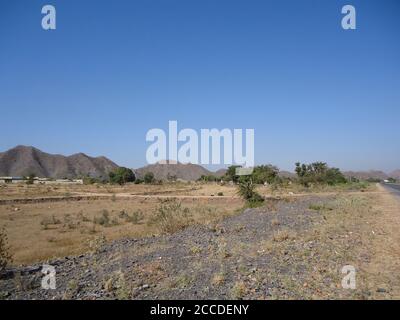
[0,176,83,185]
[0,177,24,184]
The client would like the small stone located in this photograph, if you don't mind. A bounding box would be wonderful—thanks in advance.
[377,288,387,293]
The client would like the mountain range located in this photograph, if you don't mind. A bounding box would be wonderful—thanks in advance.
[0,146,399,181]
[0,146,118,179]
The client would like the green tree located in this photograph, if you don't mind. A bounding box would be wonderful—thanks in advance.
[225,165,241,183]
[325,168,347,185]
[295,162,346,186]
[251,165,279,184]
[109,167,135,185]
[198,175,218,182]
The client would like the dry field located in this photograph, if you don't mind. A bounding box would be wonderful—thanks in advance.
[0,187,243,264]
[1,182,400,299]
[0,182,382,266]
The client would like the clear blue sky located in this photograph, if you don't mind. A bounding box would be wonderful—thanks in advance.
[1,0,399,172]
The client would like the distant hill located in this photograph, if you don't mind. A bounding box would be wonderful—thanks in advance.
[135,161,215,181]
[389,170,400,180]
[214,168,228,177]
[278,170,296,178]
[0,146,119,179]
[343,170,389,181]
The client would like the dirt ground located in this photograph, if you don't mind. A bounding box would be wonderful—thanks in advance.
[1,182,399,299]
[0,196,243,265]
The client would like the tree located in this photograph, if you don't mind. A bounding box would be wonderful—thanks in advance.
[25,173,35,185]
[109,167,135,185]
[325,168,347,185]
[251,165,279,184]
[225,165,241,183]
[198,175,218,182]
[295,162,346,186]
[144,172,155,184]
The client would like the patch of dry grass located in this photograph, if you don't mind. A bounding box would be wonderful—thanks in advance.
[230,281,247,299]
[0,186,243,264]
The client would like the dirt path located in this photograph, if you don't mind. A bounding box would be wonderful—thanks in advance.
[0,189,385,205]
[357,184,400,298]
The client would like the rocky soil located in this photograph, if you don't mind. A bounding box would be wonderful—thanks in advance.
[0,195,365,299]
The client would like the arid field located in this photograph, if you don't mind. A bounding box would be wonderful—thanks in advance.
[1,181,400,299]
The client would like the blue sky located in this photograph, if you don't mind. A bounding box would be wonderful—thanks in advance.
[0,0,399,172]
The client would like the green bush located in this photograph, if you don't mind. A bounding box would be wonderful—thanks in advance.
[143,172,155,184]
[237,176,264,207]
[134,178,143,184]
[199,175,219,182]
[109,167,135,185]
[224,165,242,183]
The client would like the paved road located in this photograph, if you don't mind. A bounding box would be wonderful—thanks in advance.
[382,183,400,196]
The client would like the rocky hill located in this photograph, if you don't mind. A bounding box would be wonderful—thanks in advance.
[0,146,119,179]
[343,170,389,181]
[134,161,214,181]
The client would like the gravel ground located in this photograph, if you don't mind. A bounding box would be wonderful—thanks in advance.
[1,195,351,300]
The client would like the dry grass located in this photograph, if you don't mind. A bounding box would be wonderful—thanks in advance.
[231,281,247,299]
[272,229,296,242]
[0,228,12,271]
[0,185,243,264]
[211,271,226,286]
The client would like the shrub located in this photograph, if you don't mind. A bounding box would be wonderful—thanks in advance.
[40,215,62,230]
[237,176,264,206]
[94,210,110,226]
[198,175,218,182]
[130,210,144,224]
[122,210,144,224]
[25,173,35,185]
[109,167,135,185]
[87,235,106,255]
[143,172,155,184]
[224,165,241,183]
[83,176,105,184]
[0,229,12,272]
[148,199,193,234]
[231,281,247,299]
